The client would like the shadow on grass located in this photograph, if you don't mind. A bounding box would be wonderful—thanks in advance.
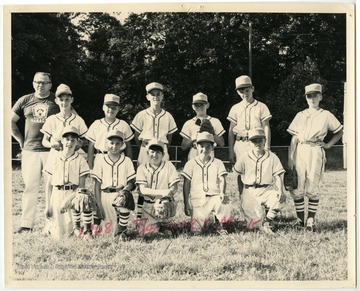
[273,218,347,233]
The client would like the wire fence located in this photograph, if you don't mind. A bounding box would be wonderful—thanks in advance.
[11,143,345,170]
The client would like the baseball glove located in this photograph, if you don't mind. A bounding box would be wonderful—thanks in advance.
[72,188,97,212]
[112,189,135,211]
[153,196,176,219]
[199,119,215,135]
[284,168,298,191]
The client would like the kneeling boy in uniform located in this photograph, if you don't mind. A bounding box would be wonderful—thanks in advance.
[182,132,231,234]
[234,128,286,233]
[135,139,180,237]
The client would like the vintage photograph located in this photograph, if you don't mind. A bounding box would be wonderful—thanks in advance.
[3,2,356,289]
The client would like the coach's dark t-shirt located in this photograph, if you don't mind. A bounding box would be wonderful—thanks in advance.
[12,92,59,151]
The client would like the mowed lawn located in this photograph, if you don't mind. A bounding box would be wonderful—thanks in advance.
[8,168,349,283]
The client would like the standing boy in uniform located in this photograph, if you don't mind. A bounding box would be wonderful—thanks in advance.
[287,83,343,232]
[86,94,133,169]
[180,92,225,160]
[91,129,136,240]
[182,132,231,234]
[131,82,178,220]
[135,139,180,236]
[227,75,272,198]
[11,72,59,233]
[44,126,90,239]
[234,128,286,233]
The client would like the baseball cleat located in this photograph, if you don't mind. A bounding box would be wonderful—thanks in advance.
[14,227,33,234]
[306,218,316,232]
[291,218,305,230]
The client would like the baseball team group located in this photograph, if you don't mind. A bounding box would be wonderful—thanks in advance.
[11,72,343,241]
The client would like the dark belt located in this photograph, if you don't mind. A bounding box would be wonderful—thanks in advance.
[244,184,270,189]
[102,187,120,193]
[236,135,248,141]
[205,194,220,197]
[144,199,155,204]
[299,141,319,146]
[96,150,108,154]
[56,184,77,190]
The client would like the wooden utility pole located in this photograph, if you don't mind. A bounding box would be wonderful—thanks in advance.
[249,22,252,78]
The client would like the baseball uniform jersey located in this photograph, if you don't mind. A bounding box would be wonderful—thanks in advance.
[180,116,225,160]
[227,99,272,157]
[92,153,136,236]
[41,112,88,142]
[182,156,231,230]
[234,150,285,224]
[86,118,134,152]
[287,109,343,199]
[136,161,180,229]
[131,108,177,164]
[44,151,90,239]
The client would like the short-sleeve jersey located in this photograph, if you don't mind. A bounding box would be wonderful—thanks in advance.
[234,150,285,185]
[180,116,225,141]
[181,157,227,197]
[44,151,90,186]
[227,100,271,136]
[91,153,136,189]
[136,161,180,191]
[131,108,177,143]
[12,92,59,151]
[85,118,134,152]
[287,108,343,143]
[41,113,88,142]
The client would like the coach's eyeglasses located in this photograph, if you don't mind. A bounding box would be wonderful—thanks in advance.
[33,81,51,85]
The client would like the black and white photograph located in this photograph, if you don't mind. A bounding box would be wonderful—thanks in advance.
[3,1,356,289]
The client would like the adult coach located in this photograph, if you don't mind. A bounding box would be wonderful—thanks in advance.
[11,72,59,233]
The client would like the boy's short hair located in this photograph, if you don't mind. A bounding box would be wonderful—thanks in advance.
[147,139,165,154]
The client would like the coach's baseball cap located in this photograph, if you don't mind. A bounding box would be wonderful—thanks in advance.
[146,82,163,93]
[196,131,215,144]
[304,83,322,95]
[235,75,252,90]
[104,94,120,106]
[192,92,208,104]
[106,129,126,150]
[248,128,266,140]
[61,125,80,137]
[55,84,72,97]
[147,139,165,153]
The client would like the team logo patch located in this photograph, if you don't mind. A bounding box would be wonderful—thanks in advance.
[32,103,49,123]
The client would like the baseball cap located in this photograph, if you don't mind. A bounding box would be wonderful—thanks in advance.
[192,92,208,104]
[196,131,215,144]
[106,129,126,150]
[147,139,165,153]
[146,82,163,93]
[235,75,252,90]
[61,125,80,137]
[55,84,72,97]
[248,128,266,140]
[304,83,322,95]
[104,94,120,106]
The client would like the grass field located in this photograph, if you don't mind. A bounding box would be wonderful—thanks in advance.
[8,168,350,285]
